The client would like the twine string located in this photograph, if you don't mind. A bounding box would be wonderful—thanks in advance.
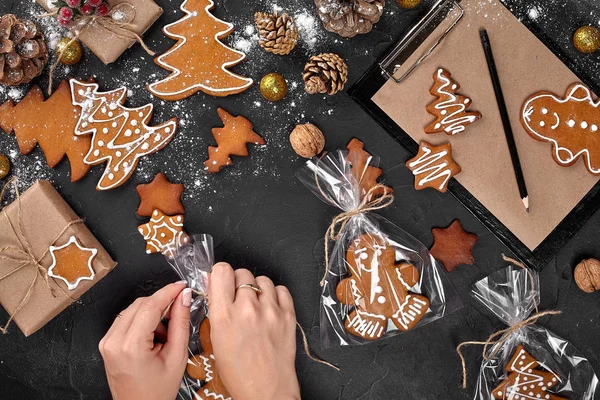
[296,322,340,371]
[0,178,83,333]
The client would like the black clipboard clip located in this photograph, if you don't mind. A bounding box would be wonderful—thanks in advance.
[379,0,464,84]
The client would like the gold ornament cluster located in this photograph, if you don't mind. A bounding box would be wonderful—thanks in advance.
[56,38,83,65]
[573,26,600,53]
[260,72,288,101]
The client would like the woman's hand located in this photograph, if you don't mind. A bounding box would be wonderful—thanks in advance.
[99,281,192,400]
[209,262,301,400]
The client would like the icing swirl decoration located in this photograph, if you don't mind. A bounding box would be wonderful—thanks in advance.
[138,210,189,255]
[425,68,482,135]
[405,141,462,193]
[521,83,600,176]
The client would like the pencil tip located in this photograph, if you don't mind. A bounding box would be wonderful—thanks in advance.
[522,196,529,213]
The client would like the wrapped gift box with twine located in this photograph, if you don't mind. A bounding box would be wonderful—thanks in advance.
[0,180,117,336]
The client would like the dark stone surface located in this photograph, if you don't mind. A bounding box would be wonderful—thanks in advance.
[0,0,599,399]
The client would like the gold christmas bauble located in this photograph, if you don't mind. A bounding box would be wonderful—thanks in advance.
[0,153,11,180]
[396,0,421,9]
[573,26,600,53]
[56,38,83,65]
[260,73,288,101]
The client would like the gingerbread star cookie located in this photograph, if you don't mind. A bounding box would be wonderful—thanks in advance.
[47,236,98,290]
[346,138,393,201]
[136,173,185,217]
[429,220,477,272]
[425,68,481,135]
[336,233,430,340]
[521,83,600,175]
[187,318,231,400]
[138,210,188,255]
[406,141,461,193]
[492,345,566,400]
[205,108,265,173]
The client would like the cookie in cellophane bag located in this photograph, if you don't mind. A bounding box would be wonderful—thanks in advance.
[463,263,598,400]
[296,146,461,347]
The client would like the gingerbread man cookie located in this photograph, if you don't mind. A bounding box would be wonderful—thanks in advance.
[336,233,430,340]
[492,345,566,400]
[425,68,481,135]
[521,83,600,175]
[187,318,231,400]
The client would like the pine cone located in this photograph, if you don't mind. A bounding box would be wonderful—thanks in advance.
[0,14,48,87]
[314,0,384,38]
[255,11,298,55]
[303,53,348,95]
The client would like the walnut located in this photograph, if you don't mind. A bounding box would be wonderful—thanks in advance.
[289,123,325,158]
[574,258,600,293]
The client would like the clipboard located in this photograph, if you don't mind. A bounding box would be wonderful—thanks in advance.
[348,0,600,270]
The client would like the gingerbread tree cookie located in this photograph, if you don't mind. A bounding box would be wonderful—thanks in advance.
[147,0,253,101]
[336,233,430,340]
[521,83,600,175]
[406,141,461,193]
[47,236,98,290]
[205,108,265,173]
[136,173,185,217]
[138,210,188,255]
[425,68,481,135]
[0,80,91,182]
[492,345,566,400]
[346,138,393,201]
[187,318,231,400]
[70,80,178,191]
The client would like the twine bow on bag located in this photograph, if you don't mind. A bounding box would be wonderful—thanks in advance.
[39,3,155,94]
[0,178,83,333]
[456,255,561,388]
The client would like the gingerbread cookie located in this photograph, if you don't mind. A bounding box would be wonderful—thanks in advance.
[346,138,393,201]
[425,68,481,135]
[187,318,231,400]
[71,80,178,191]
[429,220,477,272]
[47,236,97,290]
[0,80,91,182]
[205,108,265,173]
[336,233,430,340]
[138,210,188,255]
[493,345,566,400]
[147,0,253,101]
[406,141,461,193]
[521,83,600,175]
[136,173,185,217]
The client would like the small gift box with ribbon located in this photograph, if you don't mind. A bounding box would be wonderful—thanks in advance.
[0,180,117,336]
[36,0,163,64]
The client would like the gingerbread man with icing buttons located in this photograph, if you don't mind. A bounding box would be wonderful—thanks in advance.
[336,233,430,340]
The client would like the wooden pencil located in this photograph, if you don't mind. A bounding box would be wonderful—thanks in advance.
[480,29,530,213]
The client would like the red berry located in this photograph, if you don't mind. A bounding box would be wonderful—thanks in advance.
[95,3,110,16]
[80,4,94,15]
[86,0,102,7]
[59,7,74,20]
[57,16,71,27]
[65,0,81,7]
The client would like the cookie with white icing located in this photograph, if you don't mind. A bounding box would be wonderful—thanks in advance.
[521,83,600,175]
[336,233,430,340]
[425,68,482,135]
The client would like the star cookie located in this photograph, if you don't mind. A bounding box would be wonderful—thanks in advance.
[406,141,461,193]
[136,172,185,217]
[47,236,98,290]
[138,210,188,255]
[429,220,477,272]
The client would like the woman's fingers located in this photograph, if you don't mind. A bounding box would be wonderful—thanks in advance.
[275,286,296,317]
[101,297,143,348]
[126,282,187,349]
[163,288,192,365]
[255,276,277,305]
[233,268,259,304]
[209,262,236,311]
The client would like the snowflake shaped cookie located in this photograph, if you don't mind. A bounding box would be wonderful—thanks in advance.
[47,236,98,290]
[138,210,188,255]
